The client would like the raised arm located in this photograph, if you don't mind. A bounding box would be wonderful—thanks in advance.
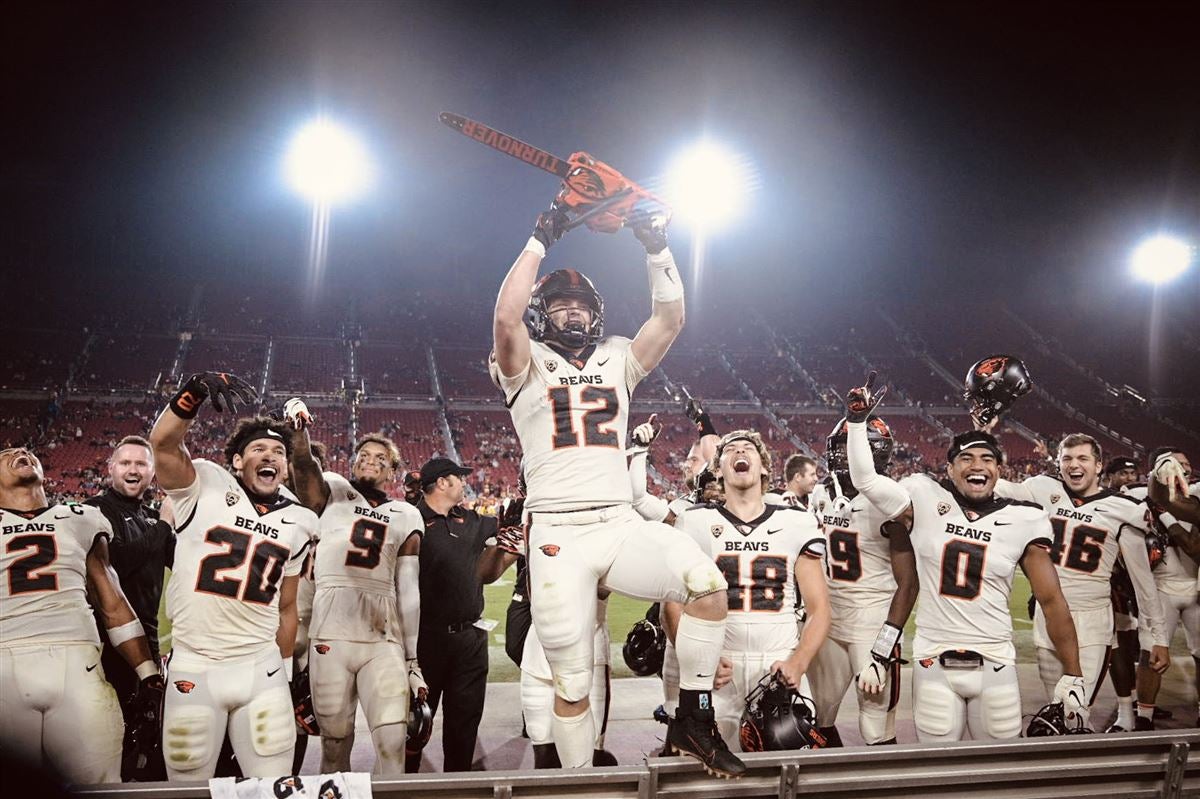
[495,205,570,379]
[150,371,257,490]
[844,373,913,523]
[629,217,684,373]
[282,398,330,515]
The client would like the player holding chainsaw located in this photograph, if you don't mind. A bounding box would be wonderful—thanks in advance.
[490,164,746,777]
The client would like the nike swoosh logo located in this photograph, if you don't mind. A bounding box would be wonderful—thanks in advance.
[993,665,1004,672]
[86,663,98,672]
[267,667,281,677]
[597,358,610,366]
[994,521,1012,526]
[765,528,782,535]
[55,515,69,520]
[281,519,296,524]
[695,672,713,678]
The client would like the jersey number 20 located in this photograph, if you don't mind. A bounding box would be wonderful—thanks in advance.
[196,526,290,604]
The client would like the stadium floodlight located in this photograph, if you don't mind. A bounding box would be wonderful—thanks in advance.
[664,140,752,232]
[284,118,373,205]
[1130,234,1194,285]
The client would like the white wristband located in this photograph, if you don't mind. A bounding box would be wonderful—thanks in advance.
[107,618,146,647]
[524,237,546,259]
[647,248,683,304]
[135,660,159,681]
[870,622,903,660]
[1158,511,1179,529]
[283,658,295,682]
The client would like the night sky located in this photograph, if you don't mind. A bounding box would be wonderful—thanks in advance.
[5,1,1198,387]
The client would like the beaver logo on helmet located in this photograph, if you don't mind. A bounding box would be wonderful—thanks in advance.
[963,354,1033,426]
[974,356,1009,378]
[525,269,605,349]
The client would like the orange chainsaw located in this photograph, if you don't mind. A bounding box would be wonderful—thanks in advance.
[439,111,669,233]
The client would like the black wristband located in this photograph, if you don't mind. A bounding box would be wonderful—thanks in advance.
[168,377,207,419]
[695,412,717,439]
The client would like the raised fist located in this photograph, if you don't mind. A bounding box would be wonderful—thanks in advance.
[843,371,887,424]
[283,398,313,431]
[532,200,571,250]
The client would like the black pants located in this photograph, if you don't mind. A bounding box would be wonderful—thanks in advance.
[406,625,488,772]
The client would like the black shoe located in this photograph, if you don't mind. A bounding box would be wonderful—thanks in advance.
[665,708,747,779]
[1104,722,1129,733]
[1153,707,1173,721]
[1134,716,1154,731]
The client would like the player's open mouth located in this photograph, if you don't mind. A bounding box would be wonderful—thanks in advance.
[965,474,987,486]
[733,457,751,473]
[257,466,279,479]
[11,453,33,469]
[124,475,141,485]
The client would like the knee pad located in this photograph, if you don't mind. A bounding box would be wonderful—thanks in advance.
[247,688,296,758]
[362,664,409,730]
[369,722,408,775]
[312,675,356,739]
[683,560,727,601]
[163,705,216,772]
[980,686,1023,739]
[521,673,554,745]
[552,662,593,703]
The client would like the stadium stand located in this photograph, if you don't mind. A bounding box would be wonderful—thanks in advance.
[270,337,348,395]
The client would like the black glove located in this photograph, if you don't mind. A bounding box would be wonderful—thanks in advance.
[628,210,669,255]
[685,397,717,438]
[532,201,571,251]
[169,371,257,418]
[122,674,166,780]
[843,371,888,424]
[291,666,320,736]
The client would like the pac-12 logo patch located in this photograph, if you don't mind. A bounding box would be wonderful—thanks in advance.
[539,544,560,557]
[711,525,723,538]
[225,491,239,507]
[174,680,196,694]
[937,502,951,516]
[1050,494,1062,505]
[545,360,557,372]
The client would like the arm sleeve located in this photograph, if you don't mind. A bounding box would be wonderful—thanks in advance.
[396,555,421,660]
[1119,521,1168,647]
[628,447,670,522]
[846,422,912,520]
[994,478,1035,502]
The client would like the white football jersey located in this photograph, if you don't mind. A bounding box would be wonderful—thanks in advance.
[810,481,897,621]
[904,475,1051,665]
[680,502,825,653]
[165,460,317,660]
[0,503,112,647]
[997,476,1151,610]
[494,337,647,512]
[310,472,423,642]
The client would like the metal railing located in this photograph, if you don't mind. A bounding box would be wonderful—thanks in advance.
[75,730,1200,799]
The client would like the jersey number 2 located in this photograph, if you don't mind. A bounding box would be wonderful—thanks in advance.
[6,535,58,595]
[548,386,619,448]
[196,526,290,604]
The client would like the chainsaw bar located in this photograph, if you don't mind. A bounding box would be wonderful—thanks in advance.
[439,112,571,179]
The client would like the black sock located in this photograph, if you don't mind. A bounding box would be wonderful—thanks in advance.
[818,725,844,747]
[678,688,713,715]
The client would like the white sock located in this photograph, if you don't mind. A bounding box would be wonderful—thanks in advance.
[552,708,595,768]
[675,613,726,691]
[1116,696,1135,729]
[1136,702,1155,720]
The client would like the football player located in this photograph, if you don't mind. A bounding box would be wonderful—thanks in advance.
[993,433,1167,726]
[842,374,1085,742]
[0,447,163,785]
[677,430,830,751]
[1150,450,1200,527]
[282,398,425,776]
[780,455,819,510]
[806,417,915,747]
[491,204,743,776]
[149,372,317,781]
[1127,447,1197,729]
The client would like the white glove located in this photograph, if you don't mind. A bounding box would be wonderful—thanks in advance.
[283,397,313,430]
[1153,454,1189,501]
[407,659,427,699]
[855,622,902,696]
[1053,674,1087,720]
[632,413,661,447]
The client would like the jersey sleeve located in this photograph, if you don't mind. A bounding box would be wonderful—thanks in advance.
[489,349,532,405]
[678,508,714,554]
[283,508,319,578]
[393,503,424,541]
[616,337,649,393]
[1022,510,1054,553]
[994,477,1036,503]
[164,459,223,533]
[78,504,115,552]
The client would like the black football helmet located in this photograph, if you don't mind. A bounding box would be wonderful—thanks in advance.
[963,355,1033,426]
[825,416,894,475]
[622,606,666,677]
[1025,702,1092,736]
[1146,527,1167,570]
[739,673,827,752]
[406,692,434,756]
[525,268,605,349]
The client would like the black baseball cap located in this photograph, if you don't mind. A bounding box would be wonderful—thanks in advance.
[947,431,1004,463]
[417,457,472,488]
[1105,457,1139,475]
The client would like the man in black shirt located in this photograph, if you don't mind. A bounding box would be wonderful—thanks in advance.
[86,434,173,780]
[406,458,518,772]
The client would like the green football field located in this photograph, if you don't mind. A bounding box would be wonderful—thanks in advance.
[480,566,1038,682]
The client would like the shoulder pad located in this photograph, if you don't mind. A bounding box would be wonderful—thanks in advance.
[1000,497,1045,511]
